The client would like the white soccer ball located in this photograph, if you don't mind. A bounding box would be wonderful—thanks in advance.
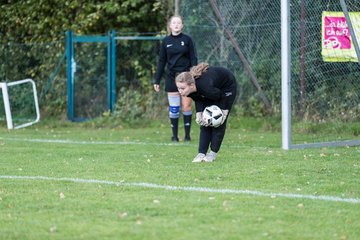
[202,105,224,127]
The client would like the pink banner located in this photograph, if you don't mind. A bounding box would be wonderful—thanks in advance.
[324,16,350,49]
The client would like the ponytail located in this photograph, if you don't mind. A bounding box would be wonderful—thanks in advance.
[175,62,209,85]
[190,62,209,79]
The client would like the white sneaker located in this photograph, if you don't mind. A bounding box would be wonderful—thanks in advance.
[192,153,205,163]
[204,151,217,162]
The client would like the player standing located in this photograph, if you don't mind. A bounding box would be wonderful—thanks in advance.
[153,15,198,142]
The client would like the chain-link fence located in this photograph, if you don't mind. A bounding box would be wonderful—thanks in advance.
[181,0,281,115]
[181,0,360,145]
[115,36,168,122]
[290,0,360,145]
[0,39,67,123]
[0,34,167,124]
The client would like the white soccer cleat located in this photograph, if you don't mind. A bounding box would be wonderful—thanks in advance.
[204,151,217,162]
[192,153,205,163]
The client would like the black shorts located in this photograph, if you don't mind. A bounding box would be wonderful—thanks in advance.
[165,71,178,92]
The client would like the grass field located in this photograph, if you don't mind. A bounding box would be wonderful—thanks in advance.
[0,118,359,239]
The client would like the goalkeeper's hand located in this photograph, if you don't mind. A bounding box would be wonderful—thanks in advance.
[220,109,229,125]
[195,112,209,127]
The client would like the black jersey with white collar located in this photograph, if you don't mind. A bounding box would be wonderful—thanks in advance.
[154,33,197,84]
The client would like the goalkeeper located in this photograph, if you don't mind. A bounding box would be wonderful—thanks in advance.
[175,62,237,162]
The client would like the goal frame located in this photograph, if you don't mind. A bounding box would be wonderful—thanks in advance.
[281,0,360,149]
[0,79,40,129]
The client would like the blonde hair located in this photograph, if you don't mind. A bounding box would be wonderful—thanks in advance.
[175,63,209,85]
[175,72,194,85]
[190,62,209,79]
[167,15,184,34]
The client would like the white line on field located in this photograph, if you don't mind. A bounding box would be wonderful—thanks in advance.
[3,137,171,146]
[0,175,359,204]
[2,137,261,149]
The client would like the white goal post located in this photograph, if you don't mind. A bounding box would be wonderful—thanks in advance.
[281,0,360,149]
[0,79,40,129]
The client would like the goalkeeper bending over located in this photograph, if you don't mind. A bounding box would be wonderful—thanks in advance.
[175,63,237,162]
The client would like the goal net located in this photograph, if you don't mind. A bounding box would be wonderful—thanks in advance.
[180,0,360,149]
[283,0,360,148]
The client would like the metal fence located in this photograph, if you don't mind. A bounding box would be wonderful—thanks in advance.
[181,0,360,146]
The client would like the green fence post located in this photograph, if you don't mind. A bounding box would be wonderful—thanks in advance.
[108,30,116,112]
[66,30,74,121]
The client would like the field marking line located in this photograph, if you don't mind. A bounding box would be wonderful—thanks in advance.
[3,137,170,145]
[0,175,359,204]
[2,137,263,149]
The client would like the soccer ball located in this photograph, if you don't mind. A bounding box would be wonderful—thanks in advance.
[202,105,224,127]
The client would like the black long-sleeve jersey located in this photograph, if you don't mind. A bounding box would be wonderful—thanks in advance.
[188,66,237,112]
[154,33,197,85]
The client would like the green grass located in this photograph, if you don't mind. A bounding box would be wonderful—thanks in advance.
[291,120,360,145]
[0,118,359,239]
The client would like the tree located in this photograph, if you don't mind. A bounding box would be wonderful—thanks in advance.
[0,0,173,42]
[0,0,174,118]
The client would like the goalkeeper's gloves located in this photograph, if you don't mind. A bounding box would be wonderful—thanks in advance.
[195,112,209,127]
[195,112,203,125]
[220,109,229,125]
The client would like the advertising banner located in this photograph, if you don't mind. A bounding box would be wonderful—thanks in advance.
[322,11,360,62]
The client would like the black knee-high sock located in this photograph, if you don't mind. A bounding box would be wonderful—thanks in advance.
[170,118,179,139]
[183,114,192,139]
